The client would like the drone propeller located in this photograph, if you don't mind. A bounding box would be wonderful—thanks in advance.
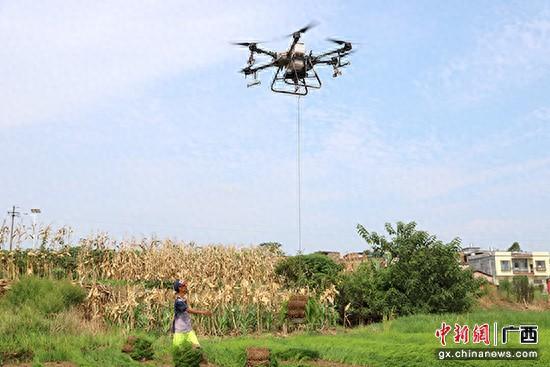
[231,41,267,48]
[296,20,319,34]
[232,41,264,66]
[339,50,356,57]
[326,38,349,45]
[232,42,256,47]
[287,21,319,38]
[327,38,357,48]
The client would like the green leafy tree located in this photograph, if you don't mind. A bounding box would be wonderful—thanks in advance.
[507,242,521,252]
[275,254,343,291]
[355,221,482,315]
[337,262,386,325]
[259,242,285,255]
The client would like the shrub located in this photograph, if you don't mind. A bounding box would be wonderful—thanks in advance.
[129,336,155,361]
[336,263,385,325]
[512,276,535,303]
[172,343,202,367]
[499,279,512,299]
[3,276,86,315]
[275,254,343,291]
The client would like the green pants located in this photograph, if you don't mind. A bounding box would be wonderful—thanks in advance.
[173,330,200,347]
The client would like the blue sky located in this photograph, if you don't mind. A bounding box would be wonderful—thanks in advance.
[1,0,550,253]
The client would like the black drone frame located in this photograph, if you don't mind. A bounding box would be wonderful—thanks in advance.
[236,26,353,96]
[270,56,321,96]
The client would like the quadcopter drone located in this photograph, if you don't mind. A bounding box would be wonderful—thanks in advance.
[233,22,354,96]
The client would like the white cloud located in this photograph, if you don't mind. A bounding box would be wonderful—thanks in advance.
[301,103,550,207]
[419,9,550,104]
[531,107,550,121]
[0,0,330,127]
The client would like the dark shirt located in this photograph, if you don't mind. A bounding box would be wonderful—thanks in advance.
[172,295,192,333]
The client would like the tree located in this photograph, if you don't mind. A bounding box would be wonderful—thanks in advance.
[507,242,521,252]
[275,254,343,291]
[258,242,285,255]
[355,221,482,315]
[337,262,386,325]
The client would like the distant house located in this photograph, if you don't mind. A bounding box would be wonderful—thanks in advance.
[315,251,341,261]
[467,251,550,288]
[315,251,369,271]
[472,270,495,284]
[342,252,367,271]
[342,252,365,261]
[459,247,489,265]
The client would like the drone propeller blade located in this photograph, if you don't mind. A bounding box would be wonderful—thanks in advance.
[286,20,319,37]
[326,38,347,45]
[231,41,265,47]
[327,38,361,47]
[326,38,355,53]
[340,50,356,57]
[232,42,253,47]
[297,20,319,34]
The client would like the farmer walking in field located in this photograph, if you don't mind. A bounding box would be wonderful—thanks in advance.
[172,279,212,348]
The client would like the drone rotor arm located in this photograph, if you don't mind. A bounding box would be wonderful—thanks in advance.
[253,46,278,59]
[310,58,335,65]
[241,61,277,75]
[311,46,349,62]
[232,41,277,59]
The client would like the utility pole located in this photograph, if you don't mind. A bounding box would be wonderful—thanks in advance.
[7,206,20,251]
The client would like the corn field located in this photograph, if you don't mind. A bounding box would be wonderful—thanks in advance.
[0,225,339,335]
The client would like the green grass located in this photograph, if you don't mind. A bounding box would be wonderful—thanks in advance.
[201,310,550,367]
[1,278,548,366]
[1,309,548,366]
[0,277,165,366]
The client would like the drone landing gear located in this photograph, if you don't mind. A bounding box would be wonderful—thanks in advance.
[270,59,321,96]
[247,78,261,88]
[247,72,261,88]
